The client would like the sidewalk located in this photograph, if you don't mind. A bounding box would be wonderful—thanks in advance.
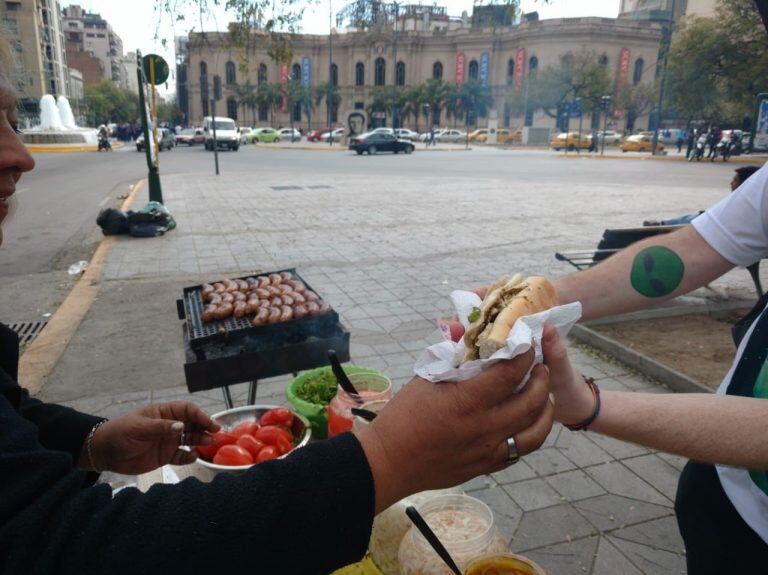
[39,171,695,574]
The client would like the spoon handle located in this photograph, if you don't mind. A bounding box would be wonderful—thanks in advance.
[351,407,377,422]
[328,349,364,404]
[405,506,463,575]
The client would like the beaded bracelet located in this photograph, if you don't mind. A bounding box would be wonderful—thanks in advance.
[563,377,601,432]
[86,419,109,473]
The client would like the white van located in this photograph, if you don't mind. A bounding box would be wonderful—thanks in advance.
[202,116,239,151]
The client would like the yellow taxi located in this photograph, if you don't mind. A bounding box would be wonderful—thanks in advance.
[469,128,521,144]
[619,134,665,153]
[550,131,592,151]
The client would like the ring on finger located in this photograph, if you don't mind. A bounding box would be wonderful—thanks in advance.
[506,436,520,465]
[179,431,187,446]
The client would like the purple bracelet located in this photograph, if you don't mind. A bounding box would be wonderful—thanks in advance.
[564,377,601,432]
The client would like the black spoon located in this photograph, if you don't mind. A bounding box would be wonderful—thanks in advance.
[405,506,463,575]
[328,349,364,404]
[351,407,377,422]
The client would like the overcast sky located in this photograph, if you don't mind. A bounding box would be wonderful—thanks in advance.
[62,0,620,95]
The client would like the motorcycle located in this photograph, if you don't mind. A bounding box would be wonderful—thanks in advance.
[715,138,733,162]
[98,134,112,152]
[689,134,706,161]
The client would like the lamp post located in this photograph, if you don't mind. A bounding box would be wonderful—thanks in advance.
[328,0,333,147]
[424,103,431,147]
[575,97,582,155]
[601,95,611,156]
[289,74,296,143]
[391,2,399,130]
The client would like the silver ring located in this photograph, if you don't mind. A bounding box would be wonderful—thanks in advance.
[506,436,520,465]
[179,431,187,446]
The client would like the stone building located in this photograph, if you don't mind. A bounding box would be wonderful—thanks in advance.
[184,8,665,133]
[62,5,125,88]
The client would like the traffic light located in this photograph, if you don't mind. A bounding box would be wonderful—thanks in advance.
[213,75,222,101]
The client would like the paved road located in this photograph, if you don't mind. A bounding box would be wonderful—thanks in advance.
[0,143,745,323]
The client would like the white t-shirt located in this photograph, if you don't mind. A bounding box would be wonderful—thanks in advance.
[692,163,768,543]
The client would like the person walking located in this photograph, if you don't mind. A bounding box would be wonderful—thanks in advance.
[676,130,685,153]
[685,129,695,158]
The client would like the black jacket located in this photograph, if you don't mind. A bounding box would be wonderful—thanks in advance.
[0,324,374,574]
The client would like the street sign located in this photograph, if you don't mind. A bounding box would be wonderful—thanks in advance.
[142,54,169,85]
[302,56,311,86]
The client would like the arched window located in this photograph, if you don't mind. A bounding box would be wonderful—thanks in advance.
[227,97,238,120]
[468,60,479,80]
[225,61,236,85]
[202,99,209,116]
[375,57,386,86]
[633,57,644,85]
[258,103,268,121]
[507,58,514,80]
[396,61,405,86]
[528,56,538,73]
[199,61,207,78]
[331,63,338,87]
[355,62,364,86]
[292,101,301,122]
[432,61,443,80]
[292,63,301,82]
[599,53,609,67]
[258,63,267,85]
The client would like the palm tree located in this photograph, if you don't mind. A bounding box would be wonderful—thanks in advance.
[314,82,341,127]
[233,82,258,125]
[256,82,282,126]
[421,78,450,128]
[403,84,425,132]
[457,79,494,129]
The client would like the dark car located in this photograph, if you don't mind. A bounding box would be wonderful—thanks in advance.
[349,132,415,155]
[136,128,175,152]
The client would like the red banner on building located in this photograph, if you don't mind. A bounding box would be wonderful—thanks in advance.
[280,62,289,113]
[455,53,465,85]
[614,47,631,113]
[513,48,526,92]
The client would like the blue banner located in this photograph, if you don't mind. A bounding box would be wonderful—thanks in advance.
[479,52,490,86]
[302,56,310,86]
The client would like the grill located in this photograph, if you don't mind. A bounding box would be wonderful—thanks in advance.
[178,268,350,406]
[9,320,48,351]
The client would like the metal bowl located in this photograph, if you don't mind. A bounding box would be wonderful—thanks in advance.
[196,404,312,474]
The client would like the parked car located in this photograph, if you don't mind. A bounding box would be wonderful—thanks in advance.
[370,127,394,136]
[595,130,622,145]
[247,127,282,144]
[279,127,302,141]
[136,128,175,152]
[468,128,518,144]
[175,128,204,146]
[238,127,254,144]
[550,131,591,151]
[320,128,345,142]
[306,129,324,142]
[419,129,446,142]
[203,116,239,151]
[620,134,664,153]
[434,129,467,143]
[394,128,419,141]
[349,132,415,155]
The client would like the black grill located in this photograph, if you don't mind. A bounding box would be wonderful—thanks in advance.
[9,320,48,351]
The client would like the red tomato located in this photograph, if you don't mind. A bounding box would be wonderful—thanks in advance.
[274,435,293,456]
[256,445,280,462]
[213,444,254,466]
[259,407,295,429]
[195,431,237,462]
[236,434,266,460]
[231,421,259,438]
[255,425,294,447]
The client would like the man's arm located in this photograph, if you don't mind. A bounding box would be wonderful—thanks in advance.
[555,225,734,322]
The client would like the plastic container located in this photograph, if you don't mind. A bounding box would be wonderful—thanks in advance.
[464,553,547,575]
[328,373,392,437]
[398,495,507,575]
[287,365,384,439]
[352,399,390,433]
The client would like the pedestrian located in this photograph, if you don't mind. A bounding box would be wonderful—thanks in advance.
[686,129,695,158]
[707,125,721,159]
[588,130,598,153]
[676,130,684,153]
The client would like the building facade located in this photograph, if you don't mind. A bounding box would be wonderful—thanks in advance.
[1,0,69,110]
[62,4,125,88]
[122,51,139,94]
[185,15,663,134]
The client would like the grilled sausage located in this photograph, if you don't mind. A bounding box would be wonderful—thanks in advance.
[319,302,332,314]
[292,292,306,304]
[246,300,261,314]
[280,271,293,281]
[258,299,271,309]
[233,291,247,302]
[306,301,320,315]
[245,276,258,287]
[304,291,320,302]
[270,296,283,308]
[213,282,226,293]
[201,304,218,323]
[280,305,294,322]
[282,294,294,306]
[278,284,293,295]
[268,273,283,285]
[253,307,270,325]
[293,304,308,319]
[267,285,282,297]
[254,288,271,300]
[224,280,239,292]
[267,307,281,324]
[214,303,234,320]
[257,276,270,288]
[287,280,306,293]
[221,292,235,303]
[209,293,222,305]
[201,284,214,297]
[234,301,247,318]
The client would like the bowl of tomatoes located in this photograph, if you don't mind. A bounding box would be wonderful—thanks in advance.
[195,405,311,473]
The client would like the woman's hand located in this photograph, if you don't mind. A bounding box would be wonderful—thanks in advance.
[80,402,220,475]
[541,325,595,426]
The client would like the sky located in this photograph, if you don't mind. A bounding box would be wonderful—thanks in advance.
[61,0,621,95]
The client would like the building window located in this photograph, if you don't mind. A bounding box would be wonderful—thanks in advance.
[258,63,267,85]
[258,103,268,121]
[432,105,441,126]
[396,61,405,86]
[354,101,365,109]
[292,63,301,82]
[528,56,538,74]
[599,54,609,67]
[468,60,479,80]
[5,2,20,11]
[633,57,644,85]
[507,58,514,80]
[227,97,238,120]
[199,61,207,78]
[331,63,338,87]
[432,61,443,80]
[292,101,301,122]
[225,61,236,85]
[374,57,385,86]
[3,18,17,34]
[202,99,209,117]
[355,62,364,86]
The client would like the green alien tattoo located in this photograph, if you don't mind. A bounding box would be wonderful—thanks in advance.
[630,246,685,298]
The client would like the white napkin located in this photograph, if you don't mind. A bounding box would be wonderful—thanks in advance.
[414,289,582,390]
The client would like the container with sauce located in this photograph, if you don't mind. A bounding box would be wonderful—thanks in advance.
[351,399,390,433]
[464,553,547,575]
[398,494,507,575]
[328,373,392,437]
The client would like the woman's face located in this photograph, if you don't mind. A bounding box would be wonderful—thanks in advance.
[0,81,35,246]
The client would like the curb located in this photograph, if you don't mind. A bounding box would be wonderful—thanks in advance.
[570,323,712,394]
[18,179,143,395]
[28,142,125,154]
[556,151,766,164]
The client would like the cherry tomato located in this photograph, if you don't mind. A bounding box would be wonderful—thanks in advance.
[255,425,294,447]
[231,421,259,438]
[256,445,280,462]
[213,444,254,466]
[259,407,295,429]
[236,434,266,460]
[195,431,237,461]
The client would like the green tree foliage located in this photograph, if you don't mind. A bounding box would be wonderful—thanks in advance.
[84,81,139,125]
[616,82,656,132]
[455,79,494,127]
[666,0,768,123]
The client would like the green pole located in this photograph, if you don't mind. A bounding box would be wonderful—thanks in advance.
[136,50,163,203]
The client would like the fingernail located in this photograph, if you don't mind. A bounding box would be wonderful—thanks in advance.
[171,421,184,432]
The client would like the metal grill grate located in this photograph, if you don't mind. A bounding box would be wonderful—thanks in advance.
[9,320,48,350]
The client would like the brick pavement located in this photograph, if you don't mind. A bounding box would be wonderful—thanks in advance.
[55,169,735,574]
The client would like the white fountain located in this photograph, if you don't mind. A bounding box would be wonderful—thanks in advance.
[21,95,98,147]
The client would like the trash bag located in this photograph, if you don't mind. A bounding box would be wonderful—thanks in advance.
[96,208,129,235]
[127,201,176,238]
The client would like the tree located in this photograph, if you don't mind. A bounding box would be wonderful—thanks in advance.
[255,82,282,125]
[366,86,407,127]
[84,81,139,125]
[232,82,258,124]
[420,78,450,126]
[402,84,425,131]
[314,82,341,126]
[666,0,768,125]
[456,79,494,128]
[616,82,656,133]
